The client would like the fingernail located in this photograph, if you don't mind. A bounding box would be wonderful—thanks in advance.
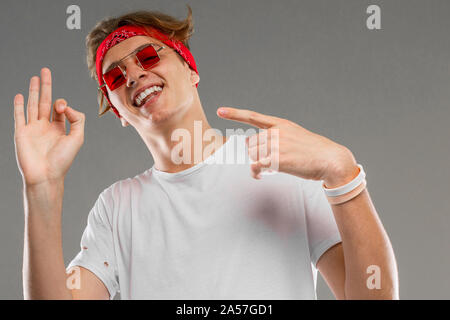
[218,108,227,116]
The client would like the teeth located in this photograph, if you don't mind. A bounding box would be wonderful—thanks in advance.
[135,85,163,106]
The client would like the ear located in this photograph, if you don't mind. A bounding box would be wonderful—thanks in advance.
[190,69,200,87]
[120,117,129,127]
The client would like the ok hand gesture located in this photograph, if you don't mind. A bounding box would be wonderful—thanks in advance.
[14,68,86,186]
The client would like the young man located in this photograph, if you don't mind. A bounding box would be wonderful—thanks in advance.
[14,7,398,299]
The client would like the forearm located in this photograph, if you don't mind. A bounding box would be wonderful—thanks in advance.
[330,187,399,299]
[321,148,399,299]
[23,180,73,300]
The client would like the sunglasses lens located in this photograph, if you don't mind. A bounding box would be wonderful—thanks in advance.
[103,66,125,91]
[136,45,160,69]
[103,67,125,91]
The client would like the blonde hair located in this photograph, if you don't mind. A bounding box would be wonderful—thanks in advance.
[86,5,194,116]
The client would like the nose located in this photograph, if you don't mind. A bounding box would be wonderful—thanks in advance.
[124,59,146,88]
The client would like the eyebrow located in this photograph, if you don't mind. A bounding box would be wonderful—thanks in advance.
[103,43,156,73]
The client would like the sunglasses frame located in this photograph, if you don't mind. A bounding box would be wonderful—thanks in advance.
[98,43,165,92]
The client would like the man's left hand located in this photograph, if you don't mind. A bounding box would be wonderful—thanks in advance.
[217,106,359,188]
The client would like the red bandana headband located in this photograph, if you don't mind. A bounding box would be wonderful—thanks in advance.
[95,25,199,118]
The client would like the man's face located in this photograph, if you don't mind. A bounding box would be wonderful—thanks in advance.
[102,36,199,127]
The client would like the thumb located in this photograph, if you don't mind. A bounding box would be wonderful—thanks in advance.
[64,106,85,139]
[250,157,273,179]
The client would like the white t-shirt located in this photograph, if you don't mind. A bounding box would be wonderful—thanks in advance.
[67,134,341,299]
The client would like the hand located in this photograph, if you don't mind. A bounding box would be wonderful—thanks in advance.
[14,68,85,186]
[217,106,359,187]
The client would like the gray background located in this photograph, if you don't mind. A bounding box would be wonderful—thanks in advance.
[1,0,449,299]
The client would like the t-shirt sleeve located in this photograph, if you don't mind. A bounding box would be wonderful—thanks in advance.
[66,190,119,299]
[301,178,342,268]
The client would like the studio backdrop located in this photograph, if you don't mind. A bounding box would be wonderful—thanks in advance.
[1,0,449,299]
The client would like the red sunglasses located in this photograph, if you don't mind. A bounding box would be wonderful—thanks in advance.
[100,43,165,91]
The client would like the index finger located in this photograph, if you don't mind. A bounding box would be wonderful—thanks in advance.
[217,107,279,129]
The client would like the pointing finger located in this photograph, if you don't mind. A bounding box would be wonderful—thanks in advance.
[217,107,279,129]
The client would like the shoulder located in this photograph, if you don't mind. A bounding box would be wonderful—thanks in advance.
[99,168,154,207]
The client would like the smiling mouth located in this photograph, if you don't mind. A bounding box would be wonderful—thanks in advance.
[133,84,164,107]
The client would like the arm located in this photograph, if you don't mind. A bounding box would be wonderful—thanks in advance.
[317,155,399,299]
[15,68,108,299]
[216,106,399,299]
[316,243,346,299]
[23,181,109,300]
[23,180,71,299]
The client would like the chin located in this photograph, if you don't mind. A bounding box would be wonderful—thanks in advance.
[139,97,189,127]
[139,106,174,126]
[150,111,172,123]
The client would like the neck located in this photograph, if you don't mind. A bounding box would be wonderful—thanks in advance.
[137,93,227,173]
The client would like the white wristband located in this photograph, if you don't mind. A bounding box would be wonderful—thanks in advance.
[322,164,365,197]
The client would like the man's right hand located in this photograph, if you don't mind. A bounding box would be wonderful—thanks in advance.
[14,67,85,186]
